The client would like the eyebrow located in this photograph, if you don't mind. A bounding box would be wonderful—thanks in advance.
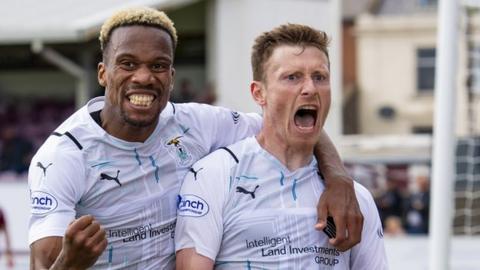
[114,53,172,62]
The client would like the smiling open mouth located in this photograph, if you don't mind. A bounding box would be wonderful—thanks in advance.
[128,94,155,107]
[294,107,317,129]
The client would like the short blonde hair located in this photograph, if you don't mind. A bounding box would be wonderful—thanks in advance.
[99,7,178,52]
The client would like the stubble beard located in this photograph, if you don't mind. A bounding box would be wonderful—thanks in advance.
[120,108,156,128]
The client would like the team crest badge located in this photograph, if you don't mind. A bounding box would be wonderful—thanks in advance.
[165,135,192,166]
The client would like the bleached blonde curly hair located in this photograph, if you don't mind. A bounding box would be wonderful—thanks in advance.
[99,6,178,53]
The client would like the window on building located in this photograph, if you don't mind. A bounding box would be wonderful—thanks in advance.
[413,126,433,134]
[417,48,436,92]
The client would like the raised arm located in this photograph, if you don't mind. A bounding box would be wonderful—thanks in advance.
[176,248,214,270]
[30,215,107,270]
[314,130,363,251]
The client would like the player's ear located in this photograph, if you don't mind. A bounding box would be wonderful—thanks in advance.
[170,67,175,92]
[98,62,106,87]
[250,81,266,106]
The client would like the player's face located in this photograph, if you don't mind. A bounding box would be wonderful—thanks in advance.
[253,45,330,147]
[98,25,175,127]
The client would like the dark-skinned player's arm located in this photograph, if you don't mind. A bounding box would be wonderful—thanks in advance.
[314,130,363,251]
[30,215,107,270]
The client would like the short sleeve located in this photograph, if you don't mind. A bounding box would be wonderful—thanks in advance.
[28,146,85,245]
[178,103,262,152]
[349,183,389,269]
[175,150,232,260]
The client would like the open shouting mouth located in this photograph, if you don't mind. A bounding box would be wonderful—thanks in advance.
[294,105,318,131]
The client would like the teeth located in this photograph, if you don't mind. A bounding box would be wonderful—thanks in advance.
[129,94,154,107]
[299,105,316,110]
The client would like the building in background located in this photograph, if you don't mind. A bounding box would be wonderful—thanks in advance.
[350,0,480,236]
[354,0,480,136]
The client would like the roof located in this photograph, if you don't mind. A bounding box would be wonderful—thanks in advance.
[374,0,437,16]
[342,0,373,20]
[0,0,197,45]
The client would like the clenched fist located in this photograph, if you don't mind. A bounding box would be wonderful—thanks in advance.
[54,215,108,269]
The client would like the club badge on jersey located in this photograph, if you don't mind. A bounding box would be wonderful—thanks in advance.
[165,135,192,166]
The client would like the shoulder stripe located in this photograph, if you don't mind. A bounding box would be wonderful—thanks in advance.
[51,131,83,150]
[64,132,83,150]
[170,102,176,114]
[220,147,239,163]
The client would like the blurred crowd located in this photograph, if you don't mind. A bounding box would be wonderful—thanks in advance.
[169,79,217,104]
[0,99,74,180]
[346,163,431,236]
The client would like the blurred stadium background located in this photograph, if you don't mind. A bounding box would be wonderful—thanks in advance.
[0,0,479,269]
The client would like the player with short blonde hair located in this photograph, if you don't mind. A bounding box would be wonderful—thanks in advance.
[175,24,387,269]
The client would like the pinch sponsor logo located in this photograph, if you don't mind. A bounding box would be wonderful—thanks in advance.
[177,194,209,217]
[31,191,58,215]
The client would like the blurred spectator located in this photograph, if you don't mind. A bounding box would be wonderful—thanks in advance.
[383,216,405,237]
[0,99,74,179]
[0,207,13,268]
[0,125,33,175]
[386,164,410,192]
[347,163,385,198]
[170,79,218,105]
[195,82,217,105]
[404,165,430,234]
[171,78,196,103]
[348,162,432,235]
[376,178,404,229]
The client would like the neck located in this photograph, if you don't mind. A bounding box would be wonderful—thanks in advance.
[100,106,157,143]
[256,130,313,171]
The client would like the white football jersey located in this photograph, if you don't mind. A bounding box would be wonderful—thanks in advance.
[175,137,388,269]
[28,96,261,269]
